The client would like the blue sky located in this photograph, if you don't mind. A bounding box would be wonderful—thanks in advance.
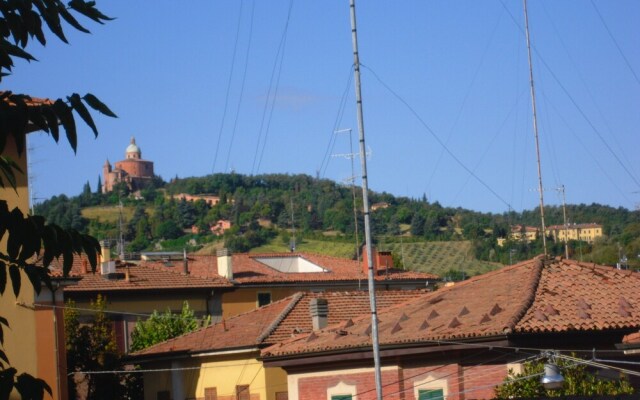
[8,1,639,213]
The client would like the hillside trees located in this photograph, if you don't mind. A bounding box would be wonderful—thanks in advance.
[0,1,115,398]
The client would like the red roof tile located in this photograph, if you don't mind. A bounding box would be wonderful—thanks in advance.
[130,290,423,359]
[262,256,640,357]
[47,255,231,292]
[145,253,437,284]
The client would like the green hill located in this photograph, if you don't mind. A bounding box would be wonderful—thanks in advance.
[378,240,502,278]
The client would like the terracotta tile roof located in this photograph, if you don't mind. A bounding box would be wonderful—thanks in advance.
[47,255,231,292]
[262,256,640,358]
[622,331,640,345]
[1,92,55,134]
[145,253,437,284]
[131,296,296,358]
[129,290,423,359]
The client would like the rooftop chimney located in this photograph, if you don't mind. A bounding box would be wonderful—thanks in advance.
[182,248,189,275]
[362,247,394,275]
[216,248,233,279]
[100,240,116,275]
[310,298,328,330]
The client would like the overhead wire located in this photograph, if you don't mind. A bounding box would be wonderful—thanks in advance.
[540,0,637,183]
[589,0,640,86]
[540,90,632,205]
[498,0,640,192]
[425,9,503,196]
[451,87,528,205]
[251,0,294,175]
[361,64,513,209]
[224,0,256,173]
[211,1,245,174]
[319,66,354,178]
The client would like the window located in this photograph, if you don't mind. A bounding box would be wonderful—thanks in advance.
[414,375,447,400]
[327,381,356,400]
[418,389,444,400]
[205,387,217,400]
[236,385,250,400]
[257,292,272,307]
[275,392,289,400]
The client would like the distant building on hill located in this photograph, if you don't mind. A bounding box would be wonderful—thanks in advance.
[545,223,603,244]
[102,137,154,193]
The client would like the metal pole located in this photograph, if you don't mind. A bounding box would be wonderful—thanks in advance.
[523,0,547,256]
[349,1,383,399]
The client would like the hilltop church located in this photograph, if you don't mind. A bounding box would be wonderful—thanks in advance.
[102,137,154,193]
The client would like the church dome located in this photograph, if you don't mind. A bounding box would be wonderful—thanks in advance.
[126,137,141,157]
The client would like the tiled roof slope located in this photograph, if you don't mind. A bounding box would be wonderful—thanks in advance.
[147,253,437,284]
[132,296,297,357]
[263,257,640,357]
[47,255,231,291]
[130,290,424,359]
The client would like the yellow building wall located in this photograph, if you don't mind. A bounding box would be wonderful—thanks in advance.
[143,354,289,400]
[222,287,299,319]
[1,135,41,399]
[70,293,209,316]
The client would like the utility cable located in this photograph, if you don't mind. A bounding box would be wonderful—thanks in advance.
[251,0,294,175]
[211,1,245,174]
[589,0,640,86]
[498,0,640,191]
[361,64,513,209]
[319,67,354,178]
[426,10,503,194]
[224,0,256,174]
[540,1,637,180]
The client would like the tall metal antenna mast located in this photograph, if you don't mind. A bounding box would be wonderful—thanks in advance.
[523,0,547,256]
[349,1,383,398]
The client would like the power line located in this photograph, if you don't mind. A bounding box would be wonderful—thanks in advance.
[251,0,294,175]
[211,0,245,174]
[362,64,513,209]
[319,67,354,178]
[498,0,640,192]
[224,0,256,174]
[589,0,640,86]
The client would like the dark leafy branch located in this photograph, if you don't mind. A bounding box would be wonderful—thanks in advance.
[0,1,114,399]
[0,0,113,81]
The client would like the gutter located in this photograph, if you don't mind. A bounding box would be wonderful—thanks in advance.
[262,337,510,368]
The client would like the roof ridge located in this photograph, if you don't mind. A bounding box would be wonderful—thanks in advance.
[257,292,304,344]
[506,256,545,332]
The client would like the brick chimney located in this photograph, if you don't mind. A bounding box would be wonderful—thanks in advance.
[309,298,328,330]
[362,247,394,275]
[216,249,233,279]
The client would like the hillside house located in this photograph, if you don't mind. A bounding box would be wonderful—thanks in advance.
[262,256,640,400]
[545,223,604,244]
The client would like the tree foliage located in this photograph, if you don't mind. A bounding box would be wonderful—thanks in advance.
[494,357,634,399]
[65,297,141,400]
[0,1,115,399]
[129,302,208,352]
